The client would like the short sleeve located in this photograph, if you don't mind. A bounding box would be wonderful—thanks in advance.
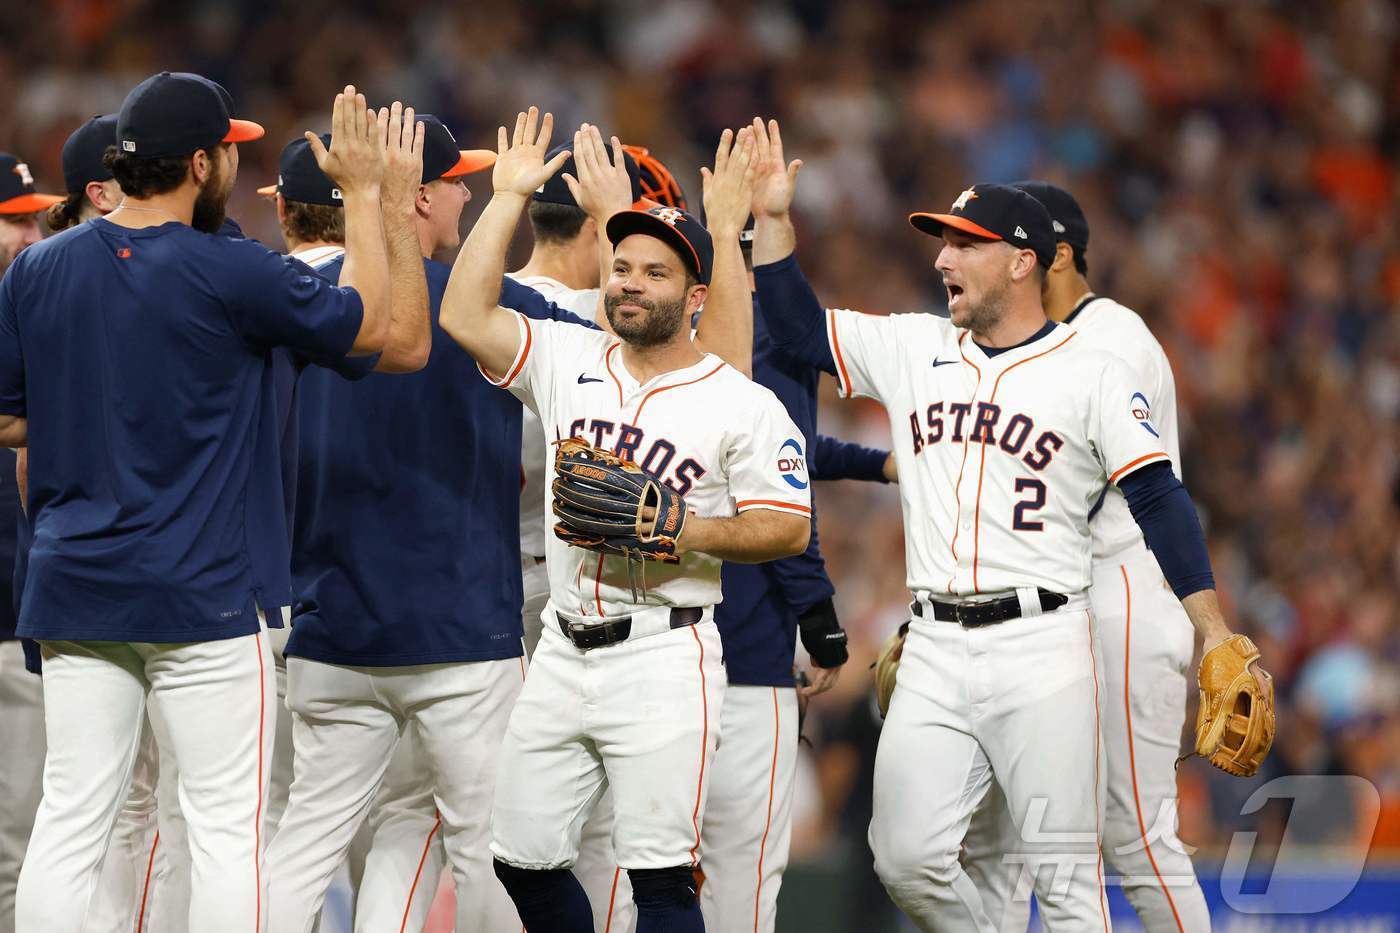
[221,240,365,361]
[1093,354,1172,485]
[825,307,902,403]
[726,391,813,518]
[478,312,570,413]
[0,269,25,417]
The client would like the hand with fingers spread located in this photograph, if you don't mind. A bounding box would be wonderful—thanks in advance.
[701,126,757,237]
[307,85,386,196]
[492,107,570,200]
[561,123,634,223]
[380,102,426,214]
[749,117,803,219]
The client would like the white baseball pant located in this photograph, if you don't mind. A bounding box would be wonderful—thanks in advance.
[699,684,799,933]
[869,597,1111,932]
[85,714,160,933]
[522,558,635,932]
[492,615,726,876]
[140,617,294,933]
[964,551,1208,933]
[16,619,275,933]
[266,654,524,933]
[346,720,446,933]
[0,639,44,933]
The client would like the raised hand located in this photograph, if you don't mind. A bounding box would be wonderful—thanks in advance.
[307,85,385,195]
[701,126,756,236]
[750,117,802,219]
[493,107,570,199]
[380,102,426,212]
[561,123,633,222]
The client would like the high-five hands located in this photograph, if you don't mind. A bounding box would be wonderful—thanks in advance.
[493,107,571,199]
[379,102,425,211]
[749,117,803,219]
[562,123,634,222]
[307,85,386,196]
[701,126,757,236]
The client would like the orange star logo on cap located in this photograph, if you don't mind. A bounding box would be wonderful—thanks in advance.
[951,187,978,212]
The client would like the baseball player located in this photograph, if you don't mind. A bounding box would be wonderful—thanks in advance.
[957,182,1210,932]
[746,116,1266,931]
[0,76,408,931]
[0,149,61,933]
[440,107,811,933]
[263,110,590,933]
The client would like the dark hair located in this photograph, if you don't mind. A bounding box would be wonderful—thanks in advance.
[104,143,228,199]
[282,200,345,244]
[527,200,588,245]
[46,191,87,231]
[1073,247,1088,276]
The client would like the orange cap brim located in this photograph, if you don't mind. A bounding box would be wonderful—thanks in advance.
[256,184,279,198]
[0,193,64,215]
[908,212,1002,241]
[440,149,497,178]
[224,119,266,144]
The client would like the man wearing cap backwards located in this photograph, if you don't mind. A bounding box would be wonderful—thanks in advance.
[0,73,408,931]
[262,111,600,933]
[440,108,809,933]
[0,149,61,933]
[746,117,1261,931]
[957,182,1209,932]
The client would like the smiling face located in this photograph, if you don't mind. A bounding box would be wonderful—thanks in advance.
[604,234,706,347]
[934,227,1033,333]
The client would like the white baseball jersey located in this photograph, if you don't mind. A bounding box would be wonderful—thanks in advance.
[826,309,1169,597]
[506,274,600,558]
[486,312,810,616]
[1064,296,1182,562]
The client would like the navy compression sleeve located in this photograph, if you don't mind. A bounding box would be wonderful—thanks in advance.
[1117,461,1215,599]
[812,434,890,483]
[752,254,837,375]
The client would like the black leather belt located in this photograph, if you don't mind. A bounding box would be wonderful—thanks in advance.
[913,589,1067,628]
[557,607,703,651]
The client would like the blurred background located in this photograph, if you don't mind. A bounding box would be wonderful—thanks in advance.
[4,0,1398,928]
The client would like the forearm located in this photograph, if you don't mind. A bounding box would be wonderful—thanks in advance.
[1180,589,1232,646]
[0,416,26,449]
[678,510,810,563]
[440,192,529,375]
[15,445,27,514]
[693,226,753,377]
[373,203,430,373]
[753,253,836,374]
[811,434,890,483]
[338,189,391,354]
[752,212,796,267]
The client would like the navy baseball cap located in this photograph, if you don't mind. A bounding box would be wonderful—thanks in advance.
[909,183,1056,268]
[606,206,714,285]
[535,143,646,209]
[116,71,264,159]
[0,153,63,215]
[622,145,687,211]
[256,135,341,206]
[417,115,494,184]
[1012,180,1089,257]
[61,114,118,193]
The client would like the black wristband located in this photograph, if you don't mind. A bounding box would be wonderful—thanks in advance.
[797,597,848,668]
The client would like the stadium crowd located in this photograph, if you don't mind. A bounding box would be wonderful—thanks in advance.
[4,0,1397,920]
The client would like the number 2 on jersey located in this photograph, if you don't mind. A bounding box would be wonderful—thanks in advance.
[1012,477,1046,531]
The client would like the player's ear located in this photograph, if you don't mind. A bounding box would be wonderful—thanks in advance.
[686,282,708,315]
[1010,247,1037,283]
[415,183,431,219]
[1051,242,1074,274]
[190,149,211,186]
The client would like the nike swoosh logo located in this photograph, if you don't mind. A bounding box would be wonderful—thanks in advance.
[577,374,605,384]
[931,358,958,368]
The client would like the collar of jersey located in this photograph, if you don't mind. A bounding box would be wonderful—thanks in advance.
[605,342,722,396]
[962,319,1068,366]
[291,244,346,267]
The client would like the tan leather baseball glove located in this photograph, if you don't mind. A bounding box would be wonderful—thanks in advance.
[1195,634,1275,777]
[873,621,909,718]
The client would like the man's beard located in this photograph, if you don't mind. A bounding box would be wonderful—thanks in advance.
[604,292,687,347]
[958,276,1011,335]
[191,158,229,234]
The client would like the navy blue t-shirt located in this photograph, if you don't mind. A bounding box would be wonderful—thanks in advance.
[0,448,17,641]
[0,218,365,642]
[287,263,595,666]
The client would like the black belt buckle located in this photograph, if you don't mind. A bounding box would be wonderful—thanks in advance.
[562,616,632,651]
[953,600,1002,628]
